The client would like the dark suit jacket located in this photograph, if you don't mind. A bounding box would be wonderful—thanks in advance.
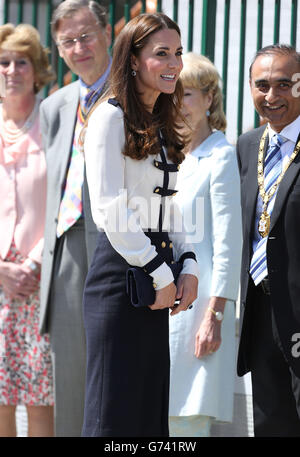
[237,125,300,378]
[39,81,98,334]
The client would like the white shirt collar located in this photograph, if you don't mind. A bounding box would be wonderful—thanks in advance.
[268,114,300,144]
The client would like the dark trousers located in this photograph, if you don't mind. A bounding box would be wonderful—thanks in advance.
[249,282,300,437]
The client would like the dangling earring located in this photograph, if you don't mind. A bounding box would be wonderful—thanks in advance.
[206,109,210,117]
[131,70,137,77]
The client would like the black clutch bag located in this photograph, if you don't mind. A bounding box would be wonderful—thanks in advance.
[126,261,183,308]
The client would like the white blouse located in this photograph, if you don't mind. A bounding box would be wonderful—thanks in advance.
[84,100,198,290]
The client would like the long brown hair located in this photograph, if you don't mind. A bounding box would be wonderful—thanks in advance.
[98,13,186,165]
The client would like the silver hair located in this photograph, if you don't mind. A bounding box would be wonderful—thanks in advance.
[51,0,108,40]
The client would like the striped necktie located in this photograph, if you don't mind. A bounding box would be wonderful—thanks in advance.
[249,134,283,285]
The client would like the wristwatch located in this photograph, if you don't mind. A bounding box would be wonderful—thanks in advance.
[208,307,224,322]
[24,258,39,272]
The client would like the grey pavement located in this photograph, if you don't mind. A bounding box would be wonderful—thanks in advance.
[16,324,254,437]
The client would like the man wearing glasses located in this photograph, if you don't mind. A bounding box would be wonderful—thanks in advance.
[39,0,111,437]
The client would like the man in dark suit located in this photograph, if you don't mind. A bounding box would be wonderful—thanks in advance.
[237,44,300,436]
[39,0,111,436]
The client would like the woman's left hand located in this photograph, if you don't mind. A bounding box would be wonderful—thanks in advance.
[170,273,198,316]
[194,296,226,358]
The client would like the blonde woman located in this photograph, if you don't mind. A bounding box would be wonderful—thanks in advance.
[0,24,55,436]
[169,53,242,437]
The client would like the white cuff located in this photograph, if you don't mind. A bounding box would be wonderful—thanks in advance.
[149,262,174,290]
[180,258,199,279]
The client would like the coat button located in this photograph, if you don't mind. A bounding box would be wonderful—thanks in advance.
[161,241,166,248]
[155,161,159,167]
[169,242,173,249]
[154,188,159,193]
[153,282,157,289]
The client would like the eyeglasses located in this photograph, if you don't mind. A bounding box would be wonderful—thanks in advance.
[57,31,98,50]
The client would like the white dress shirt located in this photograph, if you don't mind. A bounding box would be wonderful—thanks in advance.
[84,100,198,290]
[269,114,300,168]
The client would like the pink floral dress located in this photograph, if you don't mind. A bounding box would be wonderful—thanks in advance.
[0,242,54,406]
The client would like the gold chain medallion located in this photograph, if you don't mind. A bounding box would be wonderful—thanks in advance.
[258,210,270,238]
[257,127,300,238]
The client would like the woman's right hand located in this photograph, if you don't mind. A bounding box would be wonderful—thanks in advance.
[149,282,177,311]
[0,260,39,301]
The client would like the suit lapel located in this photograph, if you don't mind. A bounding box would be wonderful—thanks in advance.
[270,135,300,231]
[244,128,268,237]
[57,82,80,188]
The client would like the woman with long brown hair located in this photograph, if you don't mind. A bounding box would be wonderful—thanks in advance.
[81,13,198,437]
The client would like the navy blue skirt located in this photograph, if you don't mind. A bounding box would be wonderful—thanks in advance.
[82,230,174,437]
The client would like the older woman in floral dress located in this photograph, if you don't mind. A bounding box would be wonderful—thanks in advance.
[0,24,55,437]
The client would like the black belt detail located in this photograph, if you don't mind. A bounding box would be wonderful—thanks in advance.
[143,250,196,275]
[142,254,165,274]
[153,160,179,172]
[158,203,163,233]
[179,252,197,263]
[153,131,180,231]
[159,136,167,147]
[160,143,169,191]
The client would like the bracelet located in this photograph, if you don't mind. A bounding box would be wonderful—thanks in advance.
[207,307,224,322]
[24,258,39,272]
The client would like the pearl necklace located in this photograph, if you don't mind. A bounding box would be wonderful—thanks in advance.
[0,99,39,144]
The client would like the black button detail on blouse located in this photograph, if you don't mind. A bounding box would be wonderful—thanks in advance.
[153,160,179,172]
[107,98,120,107]
[152,187,178,197]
